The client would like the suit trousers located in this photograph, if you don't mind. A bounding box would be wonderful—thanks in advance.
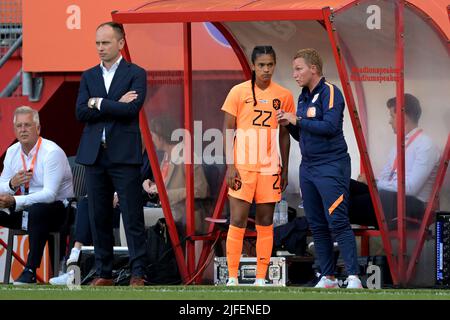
[86,145,147,278]
[0,201,66,270]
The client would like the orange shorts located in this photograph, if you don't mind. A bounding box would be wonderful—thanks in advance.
[228,169,282,204]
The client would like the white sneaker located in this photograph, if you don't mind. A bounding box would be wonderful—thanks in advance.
[314,276,339,288]
[49,270,74,286]
[346,275,363,289]
[226,277,239,286]
[66,248,81,265]
[254,278,266,287]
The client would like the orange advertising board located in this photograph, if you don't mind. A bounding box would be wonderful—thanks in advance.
[22,0,241,72]
[0,227,52,283]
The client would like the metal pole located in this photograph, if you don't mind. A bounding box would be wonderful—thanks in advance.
[0,70,21,97]
[395,0,406,286]
[0,238,45,284]
[22,71,32,96]
[183,22,196,282]
[406,134,450,282]
[322,6,399,284]
[118,27,190,283]
[0,35,22,68]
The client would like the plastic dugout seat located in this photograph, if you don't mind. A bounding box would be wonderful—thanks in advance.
[67,156,87,202]
[352,198,439,256]
[65,155,87,241]
[352,225,380,256]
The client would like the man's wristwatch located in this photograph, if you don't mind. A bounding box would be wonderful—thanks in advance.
[295,116,302,127]
[89,98,97,109]
[9,179,18,192]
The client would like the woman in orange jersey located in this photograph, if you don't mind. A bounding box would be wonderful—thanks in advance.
[221,46,294,286]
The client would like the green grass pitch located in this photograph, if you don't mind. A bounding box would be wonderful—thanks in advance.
[1,285,450,300]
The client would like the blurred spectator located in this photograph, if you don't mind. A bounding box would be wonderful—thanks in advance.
[143,115,210,235]
[349,94,440,228]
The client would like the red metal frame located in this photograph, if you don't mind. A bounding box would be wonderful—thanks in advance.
[183,22,196,280]
[322,6,399,284]
[119,39,190,282]
[317,21,369,141]
[395,0,406,285]
[318,20,369,173]
[338,37,370,175]
[139,110,190,282]
[406,134,450,282]
[112,10,324,24]
[337,36,369,141]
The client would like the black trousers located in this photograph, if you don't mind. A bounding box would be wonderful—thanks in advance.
[72,196,120,247]
[85,146,147,278]
[348,179,426,229]
[0,201,66,270]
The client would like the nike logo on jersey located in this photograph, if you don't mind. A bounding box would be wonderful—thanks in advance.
[312,93,319,103]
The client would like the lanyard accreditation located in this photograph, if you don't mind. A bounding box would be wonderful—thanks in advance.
[389,129,423,181]
[20,136,42,195]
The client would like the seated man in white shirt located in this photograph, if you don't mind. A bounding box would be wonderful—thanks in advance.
[349,94,440,229]
[0,106,74,285]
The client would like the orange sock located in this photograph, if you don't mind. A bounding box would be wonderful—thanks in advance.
[226,225,246,278]
[255,224,273,279]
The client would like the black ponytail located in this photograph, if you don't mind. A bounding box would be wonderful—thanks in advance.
[250,45,276,107]
[251,70,257,106]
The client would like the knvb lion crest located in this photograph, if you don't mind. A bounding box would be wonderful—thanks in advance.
[272,98,281,110]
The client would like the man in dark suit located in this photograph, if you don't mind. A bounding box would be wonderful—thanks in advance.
[75,21,147,287]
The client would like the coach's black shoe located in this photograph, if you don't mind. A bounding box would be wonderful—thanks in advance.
[13,268,37,285]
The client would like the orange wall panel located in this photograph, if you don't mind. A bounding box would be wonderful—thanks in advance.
[22,0,241,72]
[23,0,145,72]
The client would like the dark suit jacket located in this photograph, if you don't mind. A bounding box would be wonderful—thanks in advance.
[75,58,147,166]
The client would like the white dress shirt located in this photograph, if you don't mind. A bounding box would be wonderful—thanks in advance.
[0,138,74,211]
[377,128,441,203]
[98,55,122,143]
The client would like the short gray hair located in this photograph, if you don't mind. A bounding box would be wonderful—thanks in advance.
[13,106,40,126]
